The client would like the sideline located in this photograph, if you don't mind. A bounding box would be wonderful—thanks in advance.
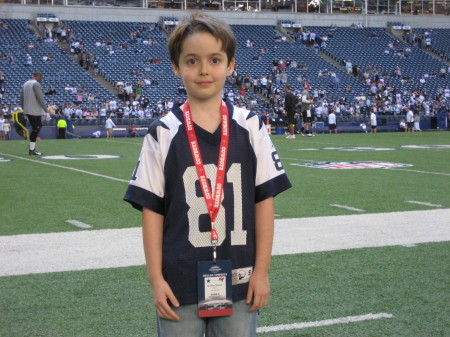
[1,209,449,277]
[0,152,129,183]
[257,313,394,333]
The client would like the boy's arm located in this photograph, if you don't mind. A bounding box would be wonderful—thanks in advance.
[246,197,274,312]
[142,207,180,321]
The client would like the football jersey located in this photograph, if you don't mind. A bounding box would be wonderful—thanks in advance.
[124,99,291,305]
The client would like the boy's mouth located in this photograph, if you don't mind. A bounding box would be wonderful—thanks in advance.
[196,81,213,86]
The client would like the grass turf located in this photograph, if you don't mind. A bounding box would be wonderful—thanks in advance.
[0,131,449,336]
[0,242,448,336]
[0,132,449,235]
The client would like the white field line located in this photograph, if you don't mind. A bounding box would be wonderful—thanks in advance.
[405,200,443,208]
[0,209,449,277]
[99,139,144,146]
[257,313,394,333]
[330,204,365,212]
[386,167,450,176]
[0,153,129,183]
[279,157,317,162]
[65,220,93,229]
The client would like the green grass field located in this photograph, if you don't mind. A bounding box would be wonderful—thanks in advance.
[1,131,449,336]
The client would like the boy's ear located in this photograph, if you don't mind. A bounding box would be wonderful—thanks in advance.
[226,58,235,77]
[172,63,180,77]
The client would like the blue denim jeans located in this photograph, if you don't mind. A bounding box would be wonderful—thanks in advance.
[156,300,258,337]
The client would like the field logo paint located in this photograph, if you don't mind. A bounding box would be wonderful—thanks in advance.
[285,147,397,151]
[41,155,122,160]
[400,145,450,149]
[0,157,12,162]
[291,161,413,169]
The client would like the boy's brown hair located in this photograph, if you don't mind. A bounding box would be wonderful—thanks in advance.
[168,12,236,68]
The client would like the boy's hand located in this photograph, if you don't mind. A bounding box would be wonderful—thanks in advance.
[246,270,270,312]
[151,278,180,321]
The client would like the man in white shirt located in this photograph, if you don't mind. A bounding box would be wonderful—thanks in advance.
[406,107,414,132]
[105,115,116,138]
[370,110,377,133]
[328,110,337,134]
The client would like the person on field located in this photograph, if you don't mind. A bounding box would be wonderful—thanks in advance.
[20,71,48,155]
[56,116,67,139]
[284,84,296,139]
[124,13,291,337]
[369,109,377,133]
[328,109,337,134]
[105,114,116,138]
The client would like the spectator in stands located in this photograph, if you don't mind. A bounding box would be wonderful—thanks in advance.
[45,87,57,95]
[25,53,32,66]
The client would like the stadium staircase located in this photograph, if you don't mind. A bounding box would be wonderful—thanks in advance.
[386,25,447,65]
[55,23,117,97]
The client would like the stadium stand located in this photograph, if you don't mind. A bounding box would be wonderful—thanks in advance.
[0,16,449,138]
[0,19,112,110]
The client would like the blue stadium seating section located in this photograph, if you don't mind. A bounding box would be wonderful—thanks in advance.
[411,28,450,61]
[1,18,449,116]
[307,25,450,93]
[0,19,112,108]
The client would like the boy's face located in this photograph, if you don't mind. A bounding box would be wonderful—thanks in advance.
[173,32,235,103]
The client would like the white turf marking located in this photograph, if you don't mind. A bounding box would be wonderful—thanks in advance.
[1,209,450,277]
[257,313,394,333]
[100,139,143,146]
[272,209,450,256]
[330,204,365,212]
[405,200,443,208]
[280,157,317,162]
[387,167,450,177]
[0,153,129,183]
[65,220,93,229]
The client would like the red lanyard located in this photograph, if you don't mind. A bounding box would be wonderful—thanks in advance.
[182,101,229,259]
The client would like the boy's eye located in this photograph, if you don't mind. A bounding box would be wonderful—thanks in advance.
[211,58,221,64]
[187,59,197,65]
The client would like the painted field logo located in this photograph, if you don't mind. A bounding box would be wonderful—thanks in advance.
[0,157,12,163]
[41,155,122,160]
[291,161,413,169]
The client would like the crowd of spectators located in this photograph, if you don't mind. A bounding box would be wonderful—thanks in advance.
[1,20,449,129]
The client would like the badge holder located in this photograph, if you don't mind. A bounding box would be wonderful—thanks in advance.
[198,259,233,318]
[197,224,233,318]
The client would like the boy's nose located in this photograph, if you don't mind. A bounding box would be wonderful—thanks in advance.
[199,61,209,75]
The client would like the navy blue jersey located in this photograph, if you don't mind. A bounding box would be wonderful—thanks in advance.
[124,100,291,305]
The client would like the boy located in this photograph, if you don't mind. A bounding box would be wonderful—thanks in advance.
[124,13,291,337]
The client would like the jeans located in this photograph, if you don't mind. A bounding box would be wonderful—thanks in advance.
[156,300,258,337]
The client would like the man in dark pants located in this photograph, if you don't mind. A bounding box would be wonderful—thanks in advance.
[284,84,297,139]
[20,72,47,155]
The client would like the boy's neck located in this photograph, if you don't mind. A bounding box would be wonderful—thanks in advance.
[184,96,224,133]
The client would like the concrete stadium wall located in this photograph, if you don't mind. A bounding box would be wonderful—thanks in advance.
[1,4,450,28]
